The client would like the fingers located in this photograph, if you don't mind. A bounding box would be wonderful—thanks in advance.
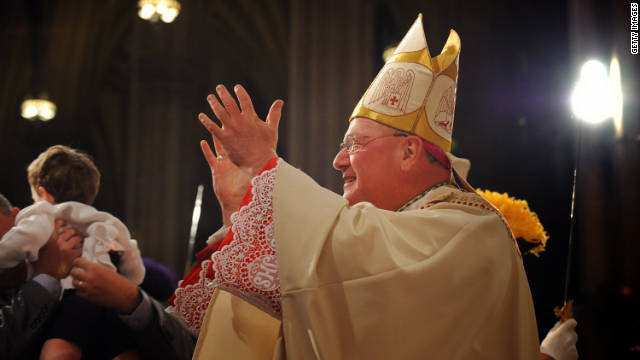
[72,278,86,289]
[57,227,83,251]
[560,318,577,331]
[215,85,241,119]
[70,235,84,250]
[234,85,257,116]
[70,258,91,289]
[53,219,66,232]
[71,257,91,273]
[266,99,284,130]
[211,133,225,158]
[58,228,82,251]
[550,320,561,330]
[73,277,92,298]
[57,227,75,242]
[199,113,224,140]
[206,93,230,125]
[200,140,218,169]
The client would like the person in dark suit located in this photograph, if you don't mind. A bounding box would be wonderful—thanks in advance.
[0,193,83,360]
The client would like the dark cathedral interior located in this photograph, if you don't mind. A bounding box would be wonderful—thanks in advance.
[1,0,638,358]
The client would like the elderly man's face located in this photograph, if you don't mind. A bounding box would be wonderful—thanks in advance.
[333,118,404,208]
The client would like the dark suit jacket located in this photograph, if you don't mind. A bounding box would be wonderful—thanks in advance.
[0,280,59,359]
[131,294,197,360]
[0,281,197,360]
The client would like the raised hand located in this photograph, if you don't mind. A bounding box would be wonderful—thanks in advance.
[198,84,283,177]
[200,134,251,226]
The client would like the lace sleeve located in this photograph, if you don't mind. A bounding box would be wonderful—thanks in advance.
[210,158,282,318]
[166,157,281,335]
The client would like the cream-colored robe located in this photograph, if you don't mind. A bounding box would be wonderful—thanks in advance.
[195,160,539,359]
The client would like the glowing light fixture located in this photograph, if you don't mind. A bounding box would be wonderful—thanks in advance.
[609,56,623,138]
[138,0,180,23]
[138,3,155,20]
[570,60,613,124]
[558,57,626,324]
[21,96,57,121]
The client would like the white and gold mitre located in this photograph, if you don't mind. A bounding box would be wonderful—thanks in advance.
[350,14,460,152]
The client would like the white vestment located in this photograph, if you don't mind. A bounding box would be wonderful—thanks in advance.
[195,159,539,359]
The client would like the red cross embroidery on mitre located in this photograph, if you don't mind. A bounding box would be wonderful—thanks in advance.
[367,67,415,112]
[434,85,455,134]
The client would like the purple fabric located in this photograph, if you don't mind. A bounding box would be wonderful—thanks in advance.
[140,258,178,302]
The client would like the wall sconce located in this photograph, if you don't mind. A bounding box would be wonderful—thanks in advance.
[21,96,57,121]
[138,0,180,23]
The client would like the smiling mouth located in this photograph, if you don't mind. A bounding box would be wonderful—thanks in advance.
[343,177,356,184]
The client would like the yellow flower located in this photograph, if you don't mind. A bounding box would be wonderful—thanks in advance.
[476,190,549,256]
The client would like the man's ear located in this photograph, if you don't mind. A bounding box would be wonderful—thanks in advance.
[37,186,56,204]
[9,207,19,220]
[400,136,422,171]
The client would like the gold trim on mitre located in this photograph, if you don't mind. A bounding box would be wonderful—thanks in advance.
[349,14,461,153]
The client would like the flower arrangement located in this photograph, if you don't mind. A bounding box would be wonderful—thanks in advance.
[476,189,549,257]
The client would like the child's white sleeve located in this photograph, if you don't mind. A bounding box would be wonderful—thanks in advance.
[0,208,52,268]
[83,212,146,285]
[117,238,145,285]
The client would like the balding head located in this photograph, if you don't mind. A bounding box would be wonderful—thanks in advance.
[0,193,19,237]
[0,193,11,216]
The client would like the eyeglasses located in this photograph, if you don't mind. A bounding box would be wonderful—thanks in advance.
[339,133,408,154]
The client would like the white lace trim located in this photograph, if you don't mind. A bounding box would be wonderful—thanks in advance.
[166,259,215,336]
[211,159,282,318]
[167,159,283,334]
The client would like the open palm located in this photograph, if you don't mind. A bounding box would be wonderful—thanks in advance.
[200,137,251,226]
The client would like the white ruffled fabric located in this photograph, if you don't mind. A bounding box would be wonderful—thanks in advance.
[0,201,144,289]
[167,159,282,336]
[211,161,281,318]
